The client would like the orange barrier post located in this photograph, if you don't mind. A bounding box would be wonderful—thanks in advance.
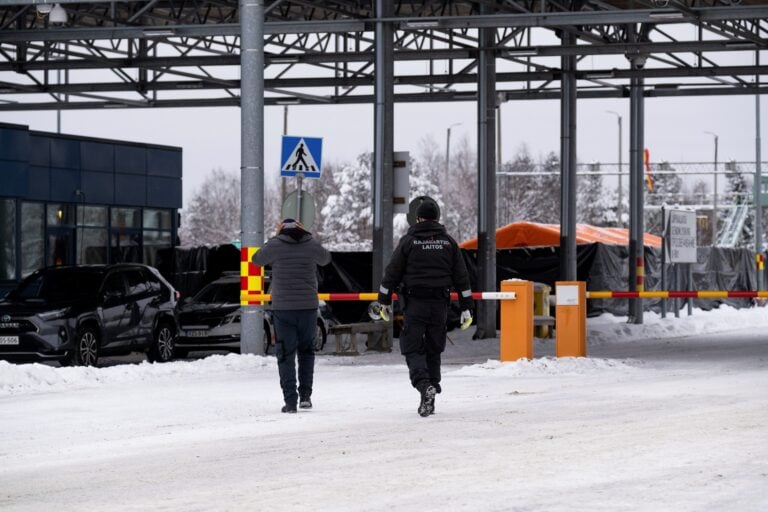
[555,281,586,358]
[500,279,533,361]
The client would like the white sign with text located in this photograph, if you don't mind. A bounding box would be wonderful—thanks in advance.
[665,209,697,264]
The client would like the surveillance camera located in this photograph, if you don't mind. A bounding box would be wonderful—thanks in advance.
[625,53,648,68]
[49,4,68,24]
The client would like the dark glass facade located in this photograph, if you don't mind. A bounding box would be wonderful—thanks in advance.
[0,122,182,293]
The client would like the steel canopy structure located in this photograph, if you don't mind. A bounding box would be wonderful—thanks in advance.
[0,0,767,341]
[0,1,765,109]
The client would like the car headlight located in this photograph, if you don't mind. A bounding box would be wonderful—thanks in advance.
[221,313,241,325]
[38,308,71,321]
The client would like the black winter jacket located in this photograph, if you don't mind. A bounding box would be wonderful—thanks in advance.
[252,231,331,310]
[378,220,473,310]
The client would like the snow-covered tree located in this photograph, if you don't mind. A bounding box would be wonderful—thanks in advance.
[646,162,684,207]
[180,169,241,246]
[577,163,615,226]
[724,161,749,206]
[525,151,561,224]
[683,178,710,206]
[302,162,341,243]
[442,135,477,243]
[181,169,285,247]
[498,144,538,226]
[645,162,684,235]
[394,136,445,240]
[320,153,373,250]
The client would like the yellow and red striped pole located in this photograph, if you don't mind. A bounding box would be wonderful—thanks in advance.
[588,290,768,299]
[635,256,644,292]
[239,291,517,305]
[240,247,264,306]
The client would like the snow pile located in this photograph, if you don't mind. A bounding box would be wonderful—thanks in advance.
[587,304,768,343]
[0,354,275,396]
[452,356,641,377]
[2,305,766,397]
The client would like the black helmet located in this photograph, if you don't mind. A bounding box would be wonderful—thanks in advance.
[406,195,441,226]
[416,198,440,221]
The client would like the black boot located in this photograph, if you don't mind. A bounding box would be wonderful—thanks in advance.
[299,397,312,409]
[417,382,436,417]
[281,403,297,414]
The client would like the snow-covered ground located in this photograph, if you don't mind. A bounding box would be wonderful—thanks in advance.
[1,306,767,511]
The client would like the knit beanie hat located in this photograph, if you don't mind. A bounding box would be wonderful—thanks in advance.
[416,199,440,221]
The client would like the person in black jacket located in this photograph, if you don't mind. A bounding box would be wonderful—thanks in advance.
[377,197,474,417]
[253,218,331,414]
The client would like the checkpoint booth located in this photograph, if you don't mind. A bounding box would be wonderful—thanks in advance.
[0,122,182,295]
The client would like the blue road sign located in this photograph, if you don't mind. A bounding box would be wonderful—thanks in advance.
[281,136,323,178]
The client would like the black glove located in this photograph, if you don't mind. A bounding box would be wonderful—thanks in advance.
[459,299,474,312]
[378,292,391,306]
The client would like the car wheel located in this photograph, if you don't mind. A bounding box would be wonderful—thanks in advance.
[314,319,327,351]
[69,326,100,367]
[148,321,176,363]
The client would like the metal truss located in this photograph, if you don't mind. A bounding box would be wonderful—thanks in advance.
[0,0,766,110]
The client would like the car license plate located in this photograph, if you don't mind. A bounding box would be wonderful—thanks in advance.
[186,330,208,338]
[0,335,19,345]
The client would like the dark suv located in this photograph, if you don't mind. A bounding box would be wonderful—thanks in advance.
[0,264,179,366]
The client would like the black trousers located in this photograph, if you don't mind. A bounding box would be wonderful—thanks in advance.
[272,309,317,406]
[399,297,448,389]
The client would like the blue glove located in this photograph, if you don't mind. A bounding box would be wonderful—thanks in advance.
[460,310,473,330]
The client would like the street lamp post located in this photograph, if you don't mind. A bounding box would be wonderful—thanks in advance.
[445,122,462,180]
[704,131,719,243]
[606,111,623,226]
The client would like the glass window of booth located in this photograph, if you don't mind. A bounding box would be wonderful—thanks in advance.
[0,199,16,280]
[21,202,44,277]
[47,204,76,226]
[111,208,140,229]
[143,209,172,230]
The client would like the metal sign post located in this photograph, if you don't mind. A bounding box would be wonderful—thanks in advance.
[281,188,315,228]
[664,208,698,317]
[280,135,323,227]
[296,172,304,221]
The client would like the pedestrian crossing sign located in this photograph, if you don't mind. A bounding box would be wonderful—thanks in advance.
[280,135,323,178]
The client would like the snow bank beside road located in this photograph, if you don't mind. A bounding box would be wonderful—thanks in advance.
[453,356,641,377]
[588,304,768,343]
[0,354,275,396]
[2,304,766,397]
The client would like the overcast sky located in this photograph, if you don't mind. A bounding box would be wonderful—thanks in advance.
[0,92,765,208]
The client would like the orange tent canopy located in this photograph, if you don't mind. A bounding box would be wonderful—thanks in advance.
[460,221,662,249]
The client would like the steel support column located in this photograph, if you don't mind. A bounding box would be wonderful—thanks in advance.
[756,51,764,290]
[475,12,497,339]
[628,60,645,324]
[372,0,394,290]
[559,31,577,281]
[239,0,265,354]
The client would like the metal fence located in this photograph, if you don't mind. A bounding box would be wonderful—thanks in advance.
[496,160,767,248]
